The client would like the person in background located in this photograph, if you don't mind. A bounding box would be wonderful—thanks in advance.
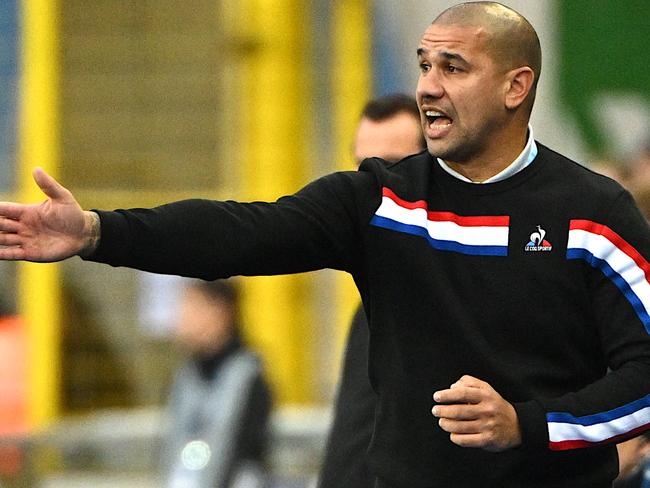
[615,172,650,488]
[626,140,650,193]
[614,433,650,487]
[352,94,426,167]
[161,279,272,488]
[317,94,425,488]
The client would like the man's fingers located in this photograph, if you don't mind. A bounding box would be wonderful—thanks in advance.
[438,418,483,434]
[33,167,69,201]
[0,217,21,233]
[0,233,23,247]
[432,403,481,420]
[449,432,508,452]
[431,375,522,452]
[454,375,489,389]
[449,433,488,449]
[433,375,492,404]
[0,203,25,220]
[433,385,483,404]
[0,247,26,261]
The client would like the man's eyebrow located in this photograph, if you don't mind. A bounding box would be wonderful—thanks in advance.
[440,51,468,64]
[417,48,469,66]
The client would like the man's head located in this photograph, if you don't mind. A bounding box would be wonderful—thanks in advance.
[174,279,240,356]
[354,94,426,166]
[416,2,541,174]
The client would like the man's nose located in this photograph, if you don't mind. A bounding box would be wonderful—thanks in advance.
[417,72,444,100]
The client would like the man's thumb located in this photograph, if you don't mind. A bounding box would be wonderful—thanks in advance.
[33,167,68,200]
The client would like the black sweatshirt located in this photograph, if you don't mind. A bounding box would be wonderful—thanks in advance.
[87,144,650,487]
[318,306,376,488]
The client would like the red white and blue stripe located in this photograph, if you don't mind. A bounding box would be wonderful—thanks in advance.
[370,188,510,256]
[566,219,650,334]
[547,394,650,450]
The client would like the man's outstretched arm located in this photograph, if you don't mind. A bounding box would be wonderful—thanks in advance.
[0,168,100,262]
[0,166,381,280]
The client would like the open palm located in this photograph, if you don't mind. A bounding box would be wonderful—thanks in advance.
[0,168,90,262]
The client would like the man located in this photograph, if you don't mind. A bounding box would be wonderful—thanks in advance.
[352,94,425,167]
[1,3,649,486]
[615,433,650,487]
[162,279,271,488]
[318,94,425,488]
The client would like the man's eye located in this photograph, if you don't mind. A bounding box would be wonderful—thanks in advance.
[419,63,431,73]
[447,65,458,73]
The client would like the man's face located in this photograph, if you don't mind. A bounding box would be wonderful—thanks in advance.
[354,111,424,166]
[416,23,508,166]
[175,287,233,356]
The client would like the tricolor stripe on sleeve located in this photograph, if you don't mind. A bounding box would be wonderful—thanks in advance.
[566,219,650,334]
[370,187,510,256]
[547,394,650,450]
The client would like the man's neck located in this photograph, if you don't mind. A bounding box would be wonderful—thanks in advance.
[438,126,534,183]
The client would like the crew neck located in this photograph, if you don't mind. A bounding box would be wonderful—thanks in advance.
[437,125,537,184]
[429,138,545,195]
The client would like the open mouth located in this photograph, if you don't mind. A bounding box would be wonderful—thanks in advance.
[425,110,453,128]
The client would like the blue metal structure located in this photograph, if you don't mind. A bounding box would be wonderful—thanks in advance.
[0,0,18,191]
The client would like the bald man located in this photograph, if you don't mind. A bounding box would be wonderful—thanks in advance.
[319,95,425,488]
[1,3,650,487]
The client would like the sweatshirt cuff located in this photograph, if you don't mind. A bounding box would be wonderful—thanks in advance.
[80,209,130,265]
[513,399,549,449]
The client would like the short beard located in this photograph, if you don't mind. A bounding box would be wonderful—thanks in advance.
[426,137,483,164]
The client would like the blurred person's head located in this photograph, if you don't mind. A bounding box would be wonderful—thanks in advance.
[627,138,650,192]
[174,279,240,357]
[354,94,425,166]
[417,2,540,173]
[616,434,650,481]
[632,185,650,222]
[590,159,628,185]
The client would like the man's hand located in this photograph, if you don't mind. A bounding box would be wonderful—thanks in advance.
[0,167,99,262]
[432,375,522,452]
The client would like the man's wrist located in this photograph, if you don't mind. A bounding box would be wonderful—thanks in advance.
[78,211,101,257]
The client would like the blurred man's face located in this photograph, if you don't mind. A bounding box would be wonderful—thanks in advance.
[175,287,233,356]
[353,111,424,166]
[617,436,650,481]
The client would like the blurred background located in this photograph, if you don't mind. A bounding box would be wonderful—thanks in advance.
[0,0,648,486]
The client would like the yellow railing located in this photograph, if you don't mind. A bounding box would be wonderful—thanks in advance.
[225,0,315,405]
[14,0,373,415]
[17,0,61,428]
[332,0,371,363]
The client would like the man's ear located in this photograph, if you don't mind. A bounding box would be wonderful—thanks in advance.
[504,67,535,110]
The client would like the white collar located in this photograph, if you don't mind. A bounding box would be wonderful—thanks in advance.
[436,125,538,184]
